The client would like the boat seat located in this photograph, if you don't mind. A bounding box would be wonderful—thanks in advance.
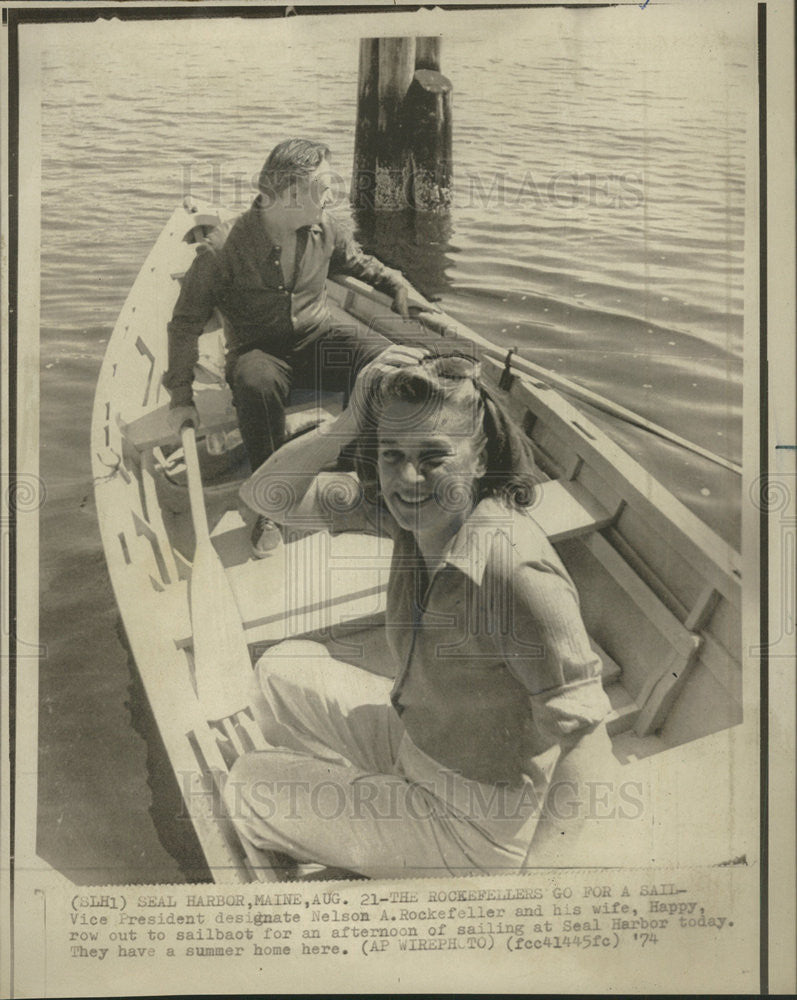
[175,527,393,651]
[559,532,703,738]
[121,386,344,453]
[172,477,616,654]
[529,477,614,542]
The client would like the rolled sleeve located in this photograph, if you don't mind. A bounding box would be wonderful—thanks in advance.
[491,534,610,740]
[529,677,611,742]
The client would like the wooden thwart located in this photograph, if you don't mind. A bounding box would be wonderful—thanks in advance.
[530,477,615,541]
[122,389,239,451]
[173,476,616,650]
[580,532,703,737]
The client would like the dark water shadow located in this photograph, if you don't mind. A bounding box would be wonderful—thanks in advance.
[120,617,212,883]
[353,209,456,303]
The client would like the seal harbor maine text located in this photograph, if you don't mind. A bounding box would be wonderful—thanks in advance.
[64,879,737,962]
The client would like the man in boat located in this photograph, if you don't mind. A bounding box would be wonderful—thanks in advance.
[164,138,409,556]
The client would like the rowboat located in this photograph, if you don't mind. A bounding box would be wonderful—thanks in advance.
[91,199,743,883]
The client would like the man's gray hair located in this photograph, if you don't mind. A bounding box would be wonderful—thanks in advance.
[258,138,331,198]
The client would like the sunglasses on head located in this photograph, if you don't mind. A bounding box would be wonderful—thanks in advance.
[419,350,483,382]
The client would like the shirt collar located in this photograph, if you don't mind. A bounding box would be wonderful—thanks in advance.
[436,497,512,585]
[248,196,324,238]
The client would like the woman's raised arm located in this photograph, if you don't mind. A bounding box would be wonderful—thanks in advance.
[238,406,358,526]
[239,343,427,527]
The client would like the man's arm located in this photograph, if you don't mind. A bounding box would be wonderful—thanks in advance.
[163,243,221,410]
[327,219,409,316]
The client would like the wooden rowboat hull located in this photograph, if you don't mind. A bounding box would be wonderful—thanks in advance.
[91,201,743,882]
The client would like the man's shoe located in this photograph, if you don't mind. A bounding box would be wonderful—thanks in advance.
[250,515,282,558]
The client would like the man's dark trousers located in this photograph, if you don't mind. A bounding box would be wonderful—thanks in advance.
[226,325,389,472]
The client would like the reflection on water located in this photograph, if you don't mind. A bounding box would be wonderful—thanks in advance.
[353,209,457,302]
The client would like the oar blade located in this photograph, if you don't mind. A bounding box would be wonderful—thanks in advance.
[188,539,253,718]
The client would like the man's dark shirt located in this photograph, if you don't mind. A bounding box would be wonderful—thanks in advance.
[164,197,404,406]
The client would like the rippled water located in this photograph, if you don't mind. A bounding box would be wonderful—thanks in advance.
[34,10,751,881]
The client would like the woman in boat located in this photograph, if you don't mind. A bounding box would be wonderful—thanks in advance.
[226,347,614,878]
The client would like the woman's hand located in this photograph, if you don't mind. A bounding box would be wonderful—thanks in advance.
[349,344,427,427]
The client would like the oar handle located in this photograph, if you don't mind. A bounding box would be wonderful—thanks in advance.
[180,422,211,544]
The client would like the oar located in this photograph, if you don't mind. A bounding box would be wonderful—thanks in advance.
[180,422,256,723]
[181,423,289,882]
[479,345,742,477]
[330,274,741,476]
[404,296,742,477]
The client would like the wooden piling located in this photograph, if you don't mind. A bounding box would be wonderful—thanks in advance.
[351,36,452,213]
[414,36,441,72]
[402,68,452,211]
[375,37,416,210]
[351,38,379,211]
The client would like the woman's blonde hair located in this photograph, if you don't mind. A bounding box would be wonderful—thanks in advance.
[354,352,537,509]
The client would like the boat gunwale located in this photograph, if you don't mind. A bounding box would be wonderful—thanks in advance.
[91,199,743,682]
[87,200,745,882]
